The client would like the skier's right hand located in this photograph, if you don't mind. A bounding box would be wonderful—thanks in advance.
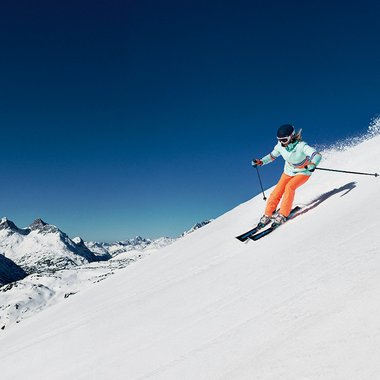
[252,159,263,167]
[305,163,316,172]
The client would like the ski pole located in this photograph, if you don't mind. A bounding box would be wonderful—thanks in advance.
[316,167,379,177]
[253,165,267,200]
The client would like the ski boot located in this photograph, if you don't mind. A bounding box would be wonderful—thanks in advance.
[258,214,272,229]
[271,213,287,228]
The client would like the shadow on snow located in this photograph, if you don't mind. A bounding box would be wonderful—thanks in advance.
[293,181,357,218]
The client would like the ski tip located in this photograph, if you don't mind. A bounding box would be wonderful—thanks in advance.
[236,236,252,243]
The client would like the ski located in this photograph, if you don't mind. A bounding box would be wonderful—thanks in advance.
[235,209,280,242]
[235,209,279,242]
[235,224,264,242]
[249,206,301,241]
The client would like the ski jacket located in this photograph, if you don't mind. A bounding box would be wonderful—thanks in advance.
[261,140,322,176]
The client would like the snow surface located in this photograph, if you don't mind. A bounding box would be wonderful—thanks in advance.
[0,257,139,331]
[0,132,380,380]
[0,221,206,329]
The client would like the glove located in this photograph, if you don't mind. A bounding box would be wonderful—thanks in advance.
[305,163,316,172]
[252,159,263,168]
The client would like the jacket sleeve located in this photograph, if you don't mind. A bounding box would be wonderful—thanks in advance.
[303,144,322,166]
[261,146,281,165]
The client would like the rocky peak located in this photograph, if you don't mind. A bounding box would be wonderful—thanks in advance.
[29,219,59,234]
[0,218,18,231]
[181,220,213,237]
[0,218,28,235]
[29,218,47,229]
[131,236,148,244]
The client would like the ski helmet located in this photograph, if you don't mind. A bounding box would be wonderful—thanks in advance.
[277,124,295,139]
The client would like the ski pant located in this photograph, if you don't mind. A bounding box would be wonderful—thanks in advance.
[265,173,310,217]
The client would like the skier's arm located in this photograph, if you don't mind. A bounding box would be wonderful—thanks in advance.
[252,145,280,167]
[252,148,280,167]
[303,144,322,171]
[261,147,281,165]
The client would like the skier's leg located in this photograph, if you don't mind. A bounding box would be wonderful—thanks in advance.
[265,173,292,216]
[280,174,309,217]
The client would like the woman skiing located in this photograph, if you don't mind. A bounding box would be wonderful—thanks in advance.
[252,124,322,228]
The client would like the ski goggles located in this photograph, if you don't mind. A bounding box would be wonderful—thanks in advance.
[277,132,294,144]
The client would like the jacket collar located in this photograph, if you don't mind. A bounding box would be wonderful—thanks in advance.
[285,140,299,152]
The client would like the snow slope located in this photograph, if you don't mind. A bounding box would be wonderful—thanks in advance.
[0,257,138,331]
[0,133,379,380]
[0,220,210,330]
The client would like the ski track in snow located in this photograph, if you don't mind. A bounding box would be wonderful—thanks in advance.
[1,127,380,380]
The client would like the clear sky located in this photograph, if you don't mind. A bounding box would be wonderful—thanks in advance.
[0,0,379,241]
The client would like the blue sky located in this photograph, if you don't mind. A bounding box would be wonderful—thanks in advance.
[0,0,379,241]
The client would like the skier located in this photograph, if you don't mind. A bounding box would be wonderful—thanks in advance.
[252,124,322,228]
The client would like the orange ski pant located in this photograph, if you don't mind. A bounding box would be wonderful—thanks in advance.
[265,173,310,217]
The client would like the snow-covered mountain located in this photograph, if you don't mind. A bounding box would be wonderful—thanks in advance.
[0,216,212,278]
[1,126,379,379]
[181,220,213,236]
[83,221,212,257]
[84,236,171,257]
[0,218,109,274]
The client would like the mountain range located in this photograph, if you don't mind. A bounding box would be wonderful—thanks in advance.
[0,217,212,279]
[0,217,110,276]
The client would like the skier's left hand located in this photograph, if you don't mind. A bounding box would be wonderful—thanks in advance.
[252,159,263,167]
[305,163,316,172]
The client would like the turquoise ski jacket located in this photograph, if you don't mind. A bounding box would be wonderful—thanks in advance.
[261,140,322,176]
